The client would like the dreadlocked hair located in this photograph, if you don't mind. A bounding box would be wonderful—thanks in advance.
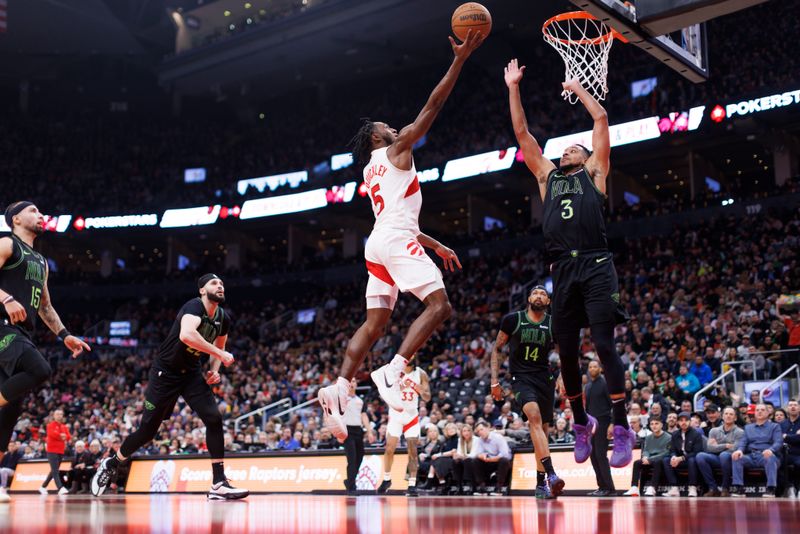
[348,118,375,169]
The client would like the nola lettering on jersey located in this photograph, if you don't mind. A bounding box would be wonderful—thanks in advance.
[364,164,388,187]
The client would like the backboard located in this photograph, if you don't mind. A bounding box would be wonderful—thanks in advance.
[569,0,768,82]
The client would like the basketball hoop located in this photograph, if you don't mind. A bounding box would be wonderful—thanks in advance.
[542,11,625,104]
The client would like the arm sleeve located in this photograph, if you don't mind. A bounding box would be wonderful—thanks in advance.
[771,425,783,455]
[499,313,517,336]
[706,429,726,453]
[496,435,512,459]
[736,428,750,453]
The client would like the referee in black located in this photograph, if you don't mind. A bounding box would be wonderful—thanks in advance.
[584,359,615,496]
[342,377,369,494]
[91,274,248,500]
[491,285,564,499]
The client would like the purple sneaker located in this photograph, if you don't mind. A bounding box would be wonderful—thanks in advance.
[573,414,598,464]
[610,425,637,468]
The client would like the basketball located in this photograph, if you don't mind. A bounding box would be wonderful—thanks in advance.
[451,2,492,42]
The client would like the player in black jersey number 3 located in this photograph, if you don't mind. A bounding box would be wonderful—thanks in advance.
[491,286,565,499]
[0,202,91,502]
[504,59,636,468]
[90,274,248,500]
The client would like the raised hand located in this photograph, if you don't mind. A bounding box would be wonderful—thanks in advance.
[449,29,485,61]
[504,59,526,87]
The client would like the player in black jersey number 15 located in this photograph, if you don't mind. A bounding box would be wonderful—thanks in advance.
[504,59,636,469]
[491,286,564,499]
[0,202,91,501]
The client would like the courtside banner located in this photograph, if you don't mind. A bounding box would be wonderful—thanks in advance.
[123,453,411,493]
[10,460,72,491]
[511,449,641,491]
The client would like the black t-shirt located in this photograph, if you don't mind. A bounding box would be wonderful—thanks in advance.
[0,235,47,338]
[542,167,609,261]
[155,298,230,373]
[499,310,554,375]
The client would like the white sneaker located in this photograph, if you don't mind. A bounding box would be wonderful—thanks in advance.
[208,480,249,500]
[784,486,796,499]
[664,487,680,497]
[643,486,656,497]
[0,487,9,502]
[317,384,348,443]
[623,486,640,496]
[371,364,405,412]
[58,487,70,496]
[38,487,48,496]
[91,457,119,497]
[687,486,698,497]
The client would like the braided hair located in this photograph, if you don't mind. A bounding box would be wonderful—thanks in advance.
[348,119,375,169]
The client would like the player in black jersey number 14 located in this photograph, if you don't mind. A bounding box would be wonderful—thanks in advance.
[491,286,565,499]
[504,60,636,469]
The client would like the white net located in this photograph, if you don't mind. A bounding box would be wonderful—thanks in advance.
[543,13,615,104]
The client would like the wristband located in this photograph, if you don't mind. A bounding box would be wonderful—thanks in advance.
[57,328,71,339]
[2,296,14,305]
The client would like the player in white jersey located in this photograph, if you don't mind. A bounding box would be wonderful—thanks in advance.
[317,29,484,442]
[378,363,431,497]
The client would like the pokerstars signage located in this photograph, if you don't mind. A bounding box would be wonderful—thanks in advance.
[718,88,800,120]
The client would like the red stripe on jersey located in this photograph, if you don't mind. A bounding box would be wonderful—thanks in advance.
[404,176,420,198]
[366,260,396,286]
[402,415,420,434]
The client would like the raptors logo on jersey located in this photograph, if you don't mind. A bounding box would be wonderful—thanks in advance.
[363,147,422,234]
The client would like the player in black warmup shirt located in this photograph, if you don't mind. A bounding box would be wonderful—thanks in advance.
[504,59,635,468]
[0,202,91,502]
[91,274,248,500]
[491,286,564,499]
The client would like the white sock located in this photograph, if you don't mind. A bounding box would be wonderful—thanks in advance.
[384,472,392,481]
[408,478,416,487]
[390,354,408,370]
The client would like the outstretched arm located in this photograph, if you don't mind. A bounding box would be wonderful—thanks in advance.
[387,30,485,170]
[562,79,610,192]
[39,264,91,359]
[505,59,556,200]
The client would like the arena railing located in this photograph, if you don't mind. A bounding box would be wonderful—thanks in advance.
[693,368,737,412]
[233,398,293,434]
[759,364,800,406]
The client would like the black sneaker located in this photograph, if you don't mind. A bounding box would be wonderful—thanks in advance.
[405,485,419,497]
[731,486,746,498]
[762,487,776,499]
[208,479,249,500]
[90,457,118,497]
[377,480,392,494]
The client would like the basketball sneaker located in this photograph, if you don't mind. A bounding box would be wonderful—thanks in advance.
[91,457,118,497]
[317,383,348,443]
[371,364,405,412]
[405,485,419,497]
[377,480,392,494]
[610,425,637,468]
[535,484,555,500]
[572,414,598,464]
[208,480,249,500]
[0,487,9,502]
[547,473,565,497]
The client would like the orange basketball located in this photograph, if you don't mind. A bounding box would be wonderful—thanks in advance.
[451,2,492,42]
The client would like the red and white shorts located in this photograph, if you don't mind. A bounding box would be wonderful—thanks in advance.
[387,408,421,439]
[364,230,444,310]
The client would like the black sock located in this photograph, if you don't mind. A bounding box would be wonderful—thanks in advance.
[541,457,555,476]
[612,398,629,428]
[212,462,226,484]
[567,394,589,426]
[107,454,121,469]
[537,471,546,487]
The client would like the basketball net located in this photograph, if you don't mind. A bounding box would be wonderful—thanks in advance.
[543,12,619,105]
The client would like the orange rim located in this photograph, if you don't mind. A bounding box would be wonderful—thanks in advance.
[542,11,628,45]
